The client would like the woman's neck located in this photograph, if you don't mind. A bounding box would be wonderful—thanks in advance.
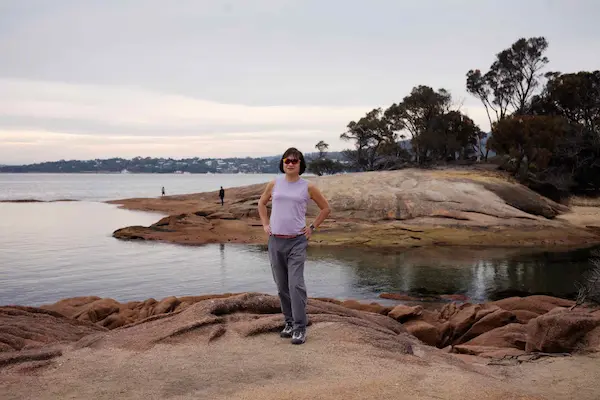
[284,174,300,182]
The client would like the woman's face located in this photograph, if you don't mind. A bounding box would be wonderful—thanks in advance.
[283,155,300,175]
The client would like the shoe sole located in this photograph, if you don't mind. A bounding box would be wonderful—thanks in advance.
[280,332,292,338]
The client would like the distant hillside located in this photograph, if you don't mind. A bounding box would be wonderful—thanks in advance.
[0,156,281,174]
[0,152,351,174]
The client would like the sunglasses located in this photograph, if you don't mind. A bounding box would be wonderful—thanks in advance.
[283,158,299,165]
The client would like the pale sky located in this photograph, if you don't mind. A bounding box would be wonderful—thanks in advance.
[1,0,599,164]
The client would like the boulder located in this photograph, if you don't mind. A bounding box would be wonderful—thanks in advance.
[455,309,517,345]
[339,300,392,315]
[525,309,600,353]
[438,302,460,321]
[388,305,423,322]
[207,211,236,220]
[474,305,501,320]
[0,306,105,353]
[153,296,181,315]
[403,320,438,346]
[447,304,482,340]
[379,293,421,301]
[453,345,526,358]
[461,323,527,350]
[490,295,575,315]
[40,296,101,317]
[99,314,128,329]
[512,310,539,324]
[71,298,121,323]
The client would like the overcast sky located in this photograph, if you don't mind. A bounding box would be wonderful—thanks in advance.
[1,0,599,164]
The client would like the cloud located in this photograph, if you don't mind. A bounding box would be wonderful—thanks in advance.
[0,78,371,131]
[0,78,495,164]
[0,78,373,163]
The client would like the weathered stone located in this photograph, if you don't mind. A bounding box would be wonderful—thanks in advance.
[526,309,600,353]
[455,309,517,345]
[388,305,423,322]
[403,320,438,346]
[461,323,527,350]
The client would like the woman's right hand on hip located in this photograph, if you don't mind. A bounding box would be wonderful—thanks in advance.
[263,224,272,236]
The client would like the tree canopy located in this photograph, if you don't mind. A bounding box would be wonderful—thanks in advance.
[309,35,599,196]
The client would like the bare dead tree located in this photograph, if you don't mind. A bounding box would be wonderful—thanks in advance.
[572,251,600,309]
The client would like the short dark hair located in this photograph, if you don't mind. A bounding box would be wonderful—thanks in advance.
[279,147,306,175]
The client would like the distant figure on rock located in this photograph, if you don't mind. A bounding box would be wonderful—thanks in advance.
[219,186,225,206]
[161,186,165,196]
[258,147,331,345]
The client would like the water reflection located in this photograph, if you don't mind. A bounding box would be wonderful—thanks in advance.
[1,200,597,306]
[306,245,598,301]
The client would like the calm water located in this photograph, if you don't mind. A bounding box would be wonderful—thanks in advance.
[0,173,279,201]
[0,173,597,306]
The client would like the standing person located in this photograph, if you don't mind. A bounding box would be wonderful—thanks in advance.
[161,186,165,196]
[258,147,330,345]
[219,186,225,206]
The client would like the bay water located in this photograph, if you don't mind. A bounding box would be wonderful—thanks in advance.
[0,173,597,306]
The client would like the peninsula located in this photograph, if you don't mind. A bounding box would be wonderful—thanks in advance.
[109,168,600,249]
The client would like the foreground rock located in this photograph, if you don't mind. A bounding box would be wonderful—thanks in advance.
[3,293,600,399]
[34,293,600,357]
[0,306,105,366]
[109,168,600,248]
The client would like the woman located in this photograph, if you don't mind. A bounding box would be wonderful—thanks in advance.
[258,147,330,345]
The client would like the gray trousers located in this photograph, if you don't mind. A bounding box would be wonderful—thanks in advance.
[268,235,308,331]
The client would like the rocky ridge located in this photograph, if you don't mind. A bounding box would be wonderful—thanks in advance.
[109,168,600,248]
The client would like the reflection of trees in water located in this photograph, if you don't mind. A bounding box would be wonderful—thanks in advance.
[307,245,599,301]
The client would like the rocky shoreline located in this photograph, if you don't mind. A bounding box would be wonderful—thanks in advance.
[108,168,600,249]
[5,292,596,357]
[2,292,599,399]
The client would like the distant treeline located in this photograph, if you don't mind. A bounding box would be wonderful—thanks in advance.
[0,152,347,174]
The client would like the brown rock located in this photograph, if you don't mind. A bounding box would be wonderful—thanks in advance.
[379,293,420,301]
[453,345,525,359]
[462,323,527,350]
[340,300,391,315]
[419,309,442,326]
[138,299,158,319]
[448,304,482,340]
[439,294,469,302]
[153,296,181,315]
[585,326,600,351]
[108,169,600,249]
[513,310,539,324]
[207,211,236,220]
[40,296,102,317]
[388,305,423,322]
[455,309,517,345]
[474,305,501,320]
[490,295,575,315]
[525,309,600,353]
[0,306,105,353]
[100,314,127,330]
[438,302,460,321]
[403,320,438,346]
[75,293,411,353]
[77,299,121,323]
[437,321,453,347]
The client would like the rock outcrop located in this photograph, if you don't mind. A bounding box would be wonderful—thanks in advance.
[109,168,600,248]
[2,293,600,399]
[0,306,106,367]
[29,293,600,359]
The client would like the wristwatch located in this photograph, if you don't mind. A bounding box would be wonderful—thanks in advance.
[309,223,316,232]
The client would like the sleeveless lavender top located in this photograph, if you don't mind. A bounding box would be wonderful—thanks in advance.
[270,176,309,235]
